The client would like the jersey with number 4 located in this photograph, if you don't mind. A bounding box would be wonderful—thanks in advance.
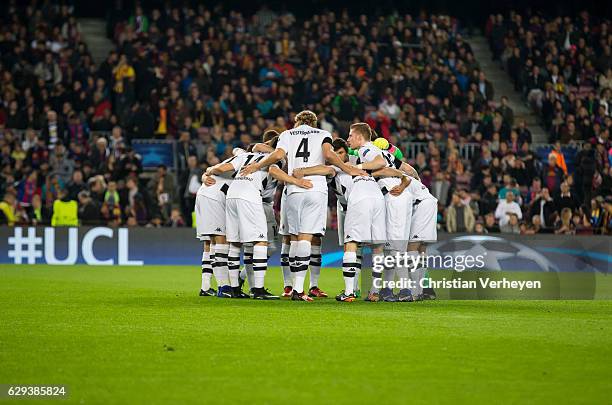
[227,152,277,204]
[276,124,332,194]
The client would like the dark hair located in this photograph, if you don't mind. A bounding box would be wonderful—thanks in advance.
[263,129,279,142]
[332,138,348,153]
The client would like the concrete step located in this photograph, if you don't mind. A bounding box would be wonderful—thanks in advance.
[468,35,548,143]
[79,18,114,64]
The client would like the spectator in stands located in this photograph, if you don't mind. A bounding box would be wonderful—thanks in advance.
[529,188,556,229]
[51,189,78,227]
[554,208,575,235]
[500,213,520,234]
[78,190,101,225]
[0,192,17,226]
[495,190,522,227]
[446,192,475,233]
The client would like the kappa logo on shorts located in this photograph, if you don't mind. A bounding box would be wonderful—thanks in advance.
[258,233,264,238]
[346,235,351,240]
[413,235,419,239]
[215,227,222,232]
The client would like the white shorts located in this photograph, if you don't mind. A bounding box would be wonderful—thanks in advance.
[263,202,278,244]
[225,199,267,243]
[344,198,386,244]
[336,200,346,246]
[409,198,438,243]
[384,191,413,252]
[279,190,289,236]
[195,194,226,236]
[286,191,328,235]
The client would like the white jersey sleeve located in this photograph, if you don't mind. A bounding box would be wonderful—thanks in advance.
[407,178,437,202]
[199,156,236,201]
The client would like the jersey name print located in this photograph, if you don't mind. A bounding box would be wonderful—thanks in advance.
[276,124,332,194]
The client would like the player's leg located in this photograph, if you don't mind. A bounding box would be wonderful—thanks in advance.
[286,192,315,302]
[280,235,292,296]
[366,245,386,302]
[380,195,404,300]
[409,199,438,300]
[278,191,293,296]
[240,243,254,293]
[212,234,232,297]
[336,241,358,302]
[199,239,216,296]
[308,236,328,298]
[251,241,279,300]
[215,198,237,298]
[354,244,363,298]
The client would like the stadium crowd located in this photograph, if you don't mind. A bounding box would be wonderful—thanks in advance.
[0,2,611,234]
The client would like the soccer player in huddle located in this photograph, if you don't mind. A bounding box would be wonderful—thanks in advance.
[194,155,237,298]
[346,123,420,302]
[206,135,312,299]
[241,110,366,301]
[292,138,410,301]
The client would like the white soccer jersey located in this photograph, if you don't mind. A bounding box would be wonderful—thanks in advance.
[276,124,332,194]
[226,152,277,204]
[200,156,236,201]
[330,168,383,205]
[356,142,402,191]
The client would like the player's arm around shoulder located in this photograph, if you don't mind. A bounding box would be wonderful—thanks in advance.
[268,165,313,189]
[371,167,404,178]
[293,165,336,178]
[389,175,412,196]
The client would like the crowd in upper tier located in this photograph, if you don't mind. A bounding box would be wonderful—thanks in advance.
[0,2,610,233]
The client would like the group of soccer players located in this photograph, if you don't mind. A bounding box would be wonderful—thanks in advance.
[194,110,438,302]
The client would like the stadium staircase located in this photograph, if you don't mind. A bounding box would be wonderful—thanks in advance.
[79,18,114,64]
[469,35,548,143]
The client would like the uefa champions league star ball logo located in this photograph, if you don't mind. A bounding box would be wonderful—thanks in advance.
[428,235,559,272]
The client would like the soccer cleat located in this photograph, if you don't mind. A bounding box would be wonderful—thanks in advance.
[354,289,361,298]
[335,292,356,302]
[379,287,396,302]
[252,288,280,300]
[231,287,250,298]
[422,287,437,300]
[413,293,424,302]
[398,289,414,302]
[199,288,217,297]
[365,291,380,302]
[217,285,233,298]
[308,286,328,298]
[281,286,293,297]
[291,290,313,302]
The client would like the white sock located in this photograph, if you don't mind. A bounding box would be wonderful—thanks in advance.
[342,251,357,295]
[281,242,292,287]
[252,244,268,289]
[243,244,254,288]
[309,245,322,289]
[292,240,310,294]
[371,251,384,293]
[354,247,362,291]
[227,244,241,287]
[201,250,212,291]
[407,250,422,295]
[383,249,397,288]
[213,244,230,287]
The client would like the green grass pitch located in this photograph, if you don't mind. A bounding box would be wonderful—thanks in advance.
[1,265,611,404]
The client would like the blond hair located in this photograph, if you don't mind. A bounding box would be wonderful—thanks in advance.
[294,110,317,127]
[350,122,373,141]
